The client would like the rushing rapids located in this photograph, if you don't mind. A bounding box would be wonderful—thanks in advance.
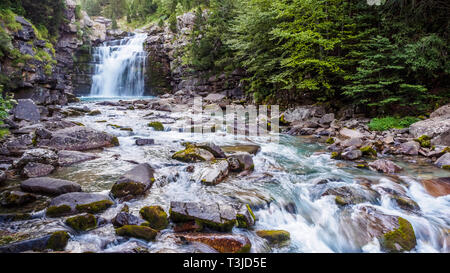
[90,33,148,97]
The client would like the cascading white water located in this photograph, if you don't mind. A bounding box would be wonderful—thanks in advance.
[90,33,148,97]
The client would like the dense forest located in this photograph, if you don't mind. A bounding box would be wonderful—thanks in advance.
[1,0,449,118]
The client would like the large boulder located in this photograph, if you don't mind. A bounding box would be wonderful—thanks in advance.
[421,177,450,197]
[192,160,230,185]
[399,141,420,156]
[139,206,168,230]
[281,106,326,124]
[57,150,98,167]
[434,153,450,169]
[409,112,450,146]
[322,185,380,206]
[339,128,365,139]
[172,147,215,163]
[227,153,254,172]
[37,126,119,151]
[110,163,155,199]
[174,233,251,253]
[115,225,158,241]
[169,201,237,232]
[112,212,146,228]
[12,99,40,122]
[13,149,58,170]
[22,163,55,178]
[46,192,113,217]
[368,159,403,174]
[430,104,450,119]
[204,93,226,103]
[21,177,82,195]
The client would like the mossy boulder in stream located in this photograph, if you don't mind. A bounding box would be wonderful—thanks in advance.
[414,135,431,148]
[381,217,417,253]
[139,206,168,230]
[236,204,256,228]
[174,233,251,253]
[172,146,215,163]
[76,200,114,214]
[46,231,70,251]
[148,122,164,131]
[110,163,155,199]
[116,225,158,241]
[256,230,290,246]
[66,214,97,232]
[46,192,113,217]
[360,146,377,157]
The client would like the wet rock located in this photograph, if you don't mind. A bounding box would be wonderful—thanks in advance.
[341,138,363,148]
[37,126,119,151]
[410,115,450,146]
[0,171,6,185]
[236,204,256,228]
[57,150,98,167]
[399,141,420,155]
[287,126,316,136]
[192,160,229,185]
[175,233,251,253]
[111,163,155,199]
[116,225,158,241]
[173,221,203,233]
[13,148,58,170]
[322,186,380,206]
[221,145,261,155]
[204,93,226,103]
[22,162,55,178]
[135,138,155,146]
[421,177,450,197]
[46,231,70,251]
[319,113,335,125]
[87,110,101,116]
[65,213,97,232]
[368,159,403,174]
[169,201,237,232]
[227,153,254,172]
[21,177,82,195]
[46,192,113,217]
[341,148,363,161]
[112,212,146,227]
[390,195,420,212]
[434,153,450,169]
[339,128,364,139]
[139,206,168,230]
[281,106,325,124]
[12,99,40,122]
[195,143,226,158]
[0,235,51,253]
[172,147,215,163]
[0,191,36,207]
[148,122,164,131]
[256,230,290,246]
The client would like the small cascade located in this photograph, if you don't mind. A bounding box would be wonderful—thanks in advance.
[90,33,148,97]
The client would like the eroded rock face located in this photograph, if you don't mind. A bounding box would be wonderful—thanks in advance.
[169,201,237,232]
[368,159,403,174]
[110,163,155,199]
[21,177,82,195]
[174,233,251,253]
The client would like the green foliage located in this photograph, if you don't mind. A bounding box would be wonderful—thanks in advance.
[368,116,420,131]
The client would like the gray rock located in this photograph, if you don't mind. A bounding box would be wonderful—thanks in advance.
[195,143,226,158]
[111,163,155,198]
[22,162,55,178]
[12,99,40,122]
[281,106,326,124]
[410,116,450,146]
[192,159,229,185]
[319,113,335,125]
[341,149,363,161]
[48,192,113,216]
[204,93,226,103]
[0,235,51,253]
[57,150,98,167]
[0,191,36,207]
[341,138,363,148]
[112,212,146,227]
[339,128,365,139]
[435,153,450,168]
[227,153,254,172]
[221,144,261,155]
[430,104,450,119]
[13,148,58,169]
[21,177,82,195]
[369,159,403,174]
[135,138,155,146]
[399,141,420,155]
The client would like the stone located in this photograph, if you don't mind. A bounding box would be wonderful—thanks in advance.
[319,113,335,125]
[175,233,251,253]
[46,192,113,217]
[421,177,450,197]
[322,186,380,206]
[172,147,215,163]
[139,206,168,230]
[22,162,55,178]
[111,163,155,199]
[0,191,36,207]
[341,138,363,148]
[204,93,226,103]
[46,231,70,251]
[236,204,256,228]
[57,150,98,167]
[116,225,158,241]
[227,153,255,172]
[13,148,58,170]
[281,106,326,124]
[435,153,450,168]
[430,104,450,119]
[169,201,237,232]
[112,212,146,228]
[135,138,155,146]
[37,126,119,151]
[256,230,290,246]
[21,177,82,195]
[65,213,97,231]
[341,149,363,161]
[399,141,420,155]
[0,235,51,253]
[368,159,403,174]
[192,160,230,185]
[410,116,450,146]
[148,122,164,131]
[221,145,261,155]
[339,128,365,139]
[195,143,226,158]
[173,221,203,233]
[12,99,40,122]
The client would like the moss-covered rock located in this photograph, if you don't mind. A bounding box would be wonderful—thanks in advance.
[46,204,72,217]
[326,137,335,145]
[115,225,158,241]
[46,231,70,251]
[360,146,377,157]
[175,233,251,253]
[236,204,256,228]
[75,200,113,214]
[139,206,168,230]
[172,147,215,163]
[381,217,416,252]
[414,135,431,148]
[88,110,101,116]
[148,122,164,131]
[110,163,155,199]
[331,152,341,160]
[111,136,120,147]
[65,214,97,232]
[256,230,290,246]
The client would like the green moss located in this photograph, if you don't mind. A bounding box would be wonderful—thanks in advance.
[360,146,377,157]
[110,136,120,147]
[169,209,235,232]
[279,114,289,125]
[139,206,168,230]
[46,231,70,251]
[381,217,417,253]
[120,127,133,132]
[0,9,22,32]
[66,214,97,232]
[414,135,431,148]
[368,116,420,131]
[111,181,146,198]
[443,165,450,170]
[148,122,164,131]
[256,230,290,246]
[356,164,368,169]
[46,205,71,217]
[237,243,252,253]
[326,137,335,144]
[172,147,208,163]
[115,225,157,241]
[71,121,85,126]
[331,152,341,160]
[75,200,113,214]
[335,196,348,206]
[88,110,101,116]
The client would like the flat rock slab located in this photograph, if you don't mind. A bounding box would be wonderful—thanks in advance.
[192,160,229,185]
[21,177,82,195]
[57,150,98,167]
[48,192,113,216]
[111,163,155,198]
[22,163,55,178]
[174,233,251,253]
[169,201,236,232]
[220,145,261,155]
[0,235,51,253]
[421,177,450,197]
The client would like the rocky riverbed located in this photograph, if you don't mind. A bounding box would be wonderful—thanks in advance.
[0,93,449,253]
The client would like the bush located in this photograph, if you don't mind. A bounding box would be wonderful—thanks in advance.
[368,116,420,131]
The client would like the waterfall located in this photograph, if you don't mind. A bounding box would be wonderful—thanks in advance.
[90,33,148,97]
